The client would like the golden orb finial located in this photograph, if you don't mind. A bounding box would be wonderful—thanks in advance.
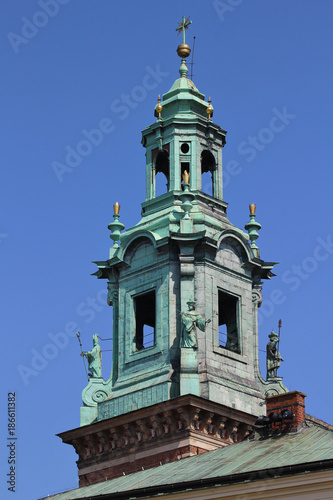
[156,95,163,119]
[206,97,213,120]
[177,43,191,58]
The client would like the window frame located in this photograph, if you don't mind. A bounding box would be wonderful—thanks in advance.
[134,290,156,351]
[124,279,163,364]
[213,287,247,365]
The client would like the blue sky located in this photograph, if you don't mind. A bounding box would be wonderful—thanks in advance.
[1,1,333,498]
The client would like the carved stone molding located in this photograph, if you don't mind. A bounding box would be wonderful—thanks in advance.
[107,279,119,307]
[82,378,112,409]
[252,288,263,308]
[179,255,195,277]
[60,395,257,475]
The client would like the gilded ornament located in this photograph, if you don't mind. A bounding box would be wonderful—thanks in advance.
[113,201,120,215]
[156,95,163,119]
[182,170,190,184]
[206,97,213,120]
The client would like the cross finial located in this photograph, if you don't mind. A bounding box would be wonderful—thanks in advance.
[176,16,192,45]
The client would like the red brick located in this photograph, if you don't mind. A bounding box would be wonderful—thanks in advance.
[266,391,306,430]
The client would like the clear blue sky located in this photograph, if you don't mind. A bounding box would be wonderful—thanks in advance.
[1,1,333,498]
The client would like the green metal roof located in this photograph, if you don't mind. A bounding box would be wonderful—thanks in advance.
[42,418,333,500]
[162,76,205,100]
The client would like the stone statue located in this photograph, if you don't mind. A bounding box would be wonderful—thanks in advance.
[81,334,102,378]
[180,300,211,349]
[266,331,283,379]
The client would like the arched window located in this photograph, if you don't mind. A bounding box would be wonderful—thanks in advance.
[201,150,216,196]
[155,150,169,197]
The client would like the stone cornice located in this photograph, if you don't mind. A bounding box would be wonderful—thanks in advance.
[59,395,257,484]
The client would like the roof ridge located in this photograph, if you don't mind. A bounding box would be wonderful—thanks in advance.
[305,413,333,431]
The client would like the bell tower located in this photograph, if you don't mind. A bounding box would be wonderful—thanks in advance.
[60,18,287,486]
[83,16,287,426]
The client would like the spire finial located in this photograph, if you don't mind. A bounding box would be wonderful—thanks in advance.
[249,203,256,215]
[113,201,120,216]
[108,202,125,256]
[244,203,261,257]
[176,16,192,45]
[176,16,192,60]
[206,97,213,120]
[155,95,163,120]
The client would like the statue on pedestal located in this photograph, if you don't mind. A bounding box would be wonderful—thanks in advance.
[81,334,102,378]
[266,331,283,379]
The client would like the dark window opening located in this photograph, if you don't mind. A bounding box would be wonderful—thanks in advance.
[134,291,156,350]
[155,151,169,196]
[201,150,215,196]
[181,143,190,154]
[218,291,240,353]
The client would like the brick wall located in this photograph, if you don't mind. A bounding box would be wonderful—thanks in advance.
[79,445,207,487]
[266,391,306,430]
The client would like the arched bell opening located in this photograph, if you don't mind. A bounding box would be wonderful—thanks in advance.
[218,290,240,354]
[134,290,156,351]
[154,150,169,197]
[201,150,216,197]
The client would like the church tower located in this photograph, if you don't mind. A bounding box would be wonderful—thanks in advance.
[59,18,287,486]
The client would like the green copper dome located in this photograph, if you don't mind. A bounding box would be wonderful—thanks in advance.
[154,76,212,120]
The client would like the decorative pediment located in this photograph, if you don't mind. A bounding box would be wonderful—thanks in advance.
[216,235,249,272]
[123,236,157,268]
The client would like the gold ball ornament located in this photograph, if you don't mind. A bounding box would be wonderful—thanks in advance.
[156,95,163,119]
[177,43,191,58]
[206,97,213,120]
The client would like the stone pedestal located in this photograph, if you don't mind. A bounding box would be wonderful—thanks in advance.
[80,377,112,426]
[180,348,200,396]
